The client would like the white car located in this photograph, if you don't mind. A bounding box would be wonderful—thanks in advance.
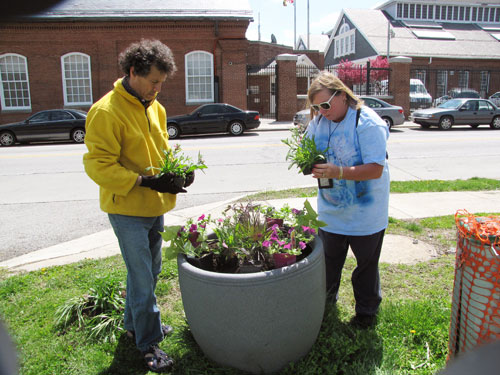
[293,109,311,132]
[489,92,500,106]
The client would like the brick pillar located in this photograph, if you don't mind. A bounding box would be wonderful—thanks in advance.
[276,54,298,121]
[389,56,412,118]
[218,39,248,110]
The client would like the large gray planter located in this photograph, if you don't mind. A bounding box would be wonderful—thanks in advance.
[177,238,326,374]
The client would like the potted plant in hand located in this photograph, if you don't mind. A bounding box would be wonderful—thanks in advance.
[161,200,327,374]
[147,144,207,188]
[282,127,327,175]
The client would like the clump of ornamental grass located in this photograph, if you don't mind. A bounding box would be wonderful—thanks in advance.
[55,276,125,343]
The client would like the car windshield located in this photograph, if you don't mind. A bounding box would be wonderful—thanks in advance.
[438,99,462,109]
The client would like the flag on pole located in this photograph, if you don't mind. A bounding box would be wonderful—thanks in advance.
[283,0,294,6]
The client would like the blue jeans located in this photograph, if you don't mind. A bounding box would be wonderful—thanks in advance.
[108,214,164,352]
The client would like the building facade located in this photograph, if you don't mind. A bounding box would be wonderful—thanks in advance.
[0,0,253,124]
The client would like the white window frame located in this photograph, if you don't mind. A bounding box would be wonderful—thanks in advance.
[436,70,448,98]
[480,71,490,96]
[185,51,214,104]
[61,52,93,106]
[334,23,355,58]
[0,53,31,111]
[458,70,469,89]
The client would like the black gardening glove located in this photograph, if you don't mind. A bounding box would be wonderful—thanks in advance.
[140,173,187,194]
[184,171,195,188]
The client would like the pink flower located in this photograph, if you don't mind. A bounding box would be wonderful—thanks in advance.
[299,241,306,250]
[198,214,205,221]
[284,242,292,250]
[262,240,272,248]
[189,224,197,232]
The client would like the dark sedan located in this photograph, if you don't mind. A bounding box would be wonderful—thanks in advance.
[167,104,260,139]
[359,96,405,130]
[0,109,87,146]
[410,99,500,130]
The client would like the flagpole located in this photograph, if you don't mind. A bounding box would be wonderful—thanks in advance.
[293,0,297,50]
[307,0,310,49]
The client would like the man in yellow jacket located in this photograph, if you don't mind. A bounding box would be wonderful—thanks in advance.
[84,39,189,373]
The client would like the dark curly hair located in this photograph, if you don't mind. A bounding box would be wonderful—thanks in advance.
[119,39,177,77]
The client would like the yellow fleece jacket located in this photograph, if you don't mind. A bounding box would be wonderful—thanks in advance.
[83,78,176,217]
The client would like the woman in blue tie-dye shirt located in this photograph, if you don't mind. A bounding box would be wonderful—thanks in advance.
[306,71,390,329]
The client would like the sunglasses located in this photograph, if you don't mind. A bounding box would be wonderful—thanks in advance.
[310,91,339,112]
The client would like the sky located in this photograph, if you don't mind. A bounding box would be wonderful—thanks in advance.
[246,0,385,48]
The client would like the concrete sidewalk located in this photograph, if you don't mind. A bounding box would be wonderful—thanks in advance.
[1,190,499,273]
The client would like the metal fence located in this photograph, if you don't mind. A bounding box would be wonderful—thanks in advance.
[246,64,277,119]
[411,67,500,104]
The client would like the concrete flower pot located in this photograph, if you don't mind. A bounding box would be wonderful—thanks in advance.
[177,238,326,374]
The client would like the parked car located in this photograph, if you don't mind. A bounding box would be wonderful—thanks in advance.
[489,91,500,106]
[434,95,451,107]
[448,88,480,99]
[293,109,310,132]
[166,104,260,139]
[410,98,500,130]
[359,96,405,130]
[293,96,404,132]
[0,109,87,146]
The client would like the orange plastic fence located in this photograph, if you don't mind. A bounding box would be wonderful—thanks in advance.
[448,210,500,359]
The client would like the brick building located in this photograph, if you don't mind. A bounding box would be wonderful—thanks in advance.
[0,0,253,124]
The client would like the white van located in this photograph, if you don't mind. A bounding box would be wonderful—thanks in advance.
[410,79,432,108]
[379,79,432,109]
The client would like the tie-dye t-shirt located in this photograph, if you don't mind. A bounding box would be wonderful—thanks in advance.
[306,106,390,236]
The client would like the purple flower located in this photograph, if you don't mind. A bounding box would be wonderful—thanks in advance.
[189,224,197,233]
[292,208,301,215]
[298,241,307,250]
[262,240,272,248]
[198,214,205,221]
[301,226,316,235]
[283,242,292,250]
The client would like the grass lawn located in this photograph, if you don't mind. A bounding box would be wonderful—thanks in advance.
[1,252,456,375]
[0,178,498,374]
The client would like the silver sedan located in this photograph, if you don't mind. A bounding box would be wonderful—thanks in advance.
[359,96,405,130]
[410,99,500,130]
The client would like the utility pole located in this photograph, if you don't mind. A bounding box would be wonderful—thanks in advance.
[387,19,391,59]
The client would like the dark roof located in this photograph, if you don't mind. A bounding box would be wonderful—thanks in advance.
[25,0,253,21]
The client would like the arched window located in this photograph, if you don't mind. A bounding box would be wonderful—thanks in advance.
[0,53,31,110]
[185,51,214,104]
[61,53,92,106]
[334,22,355,58]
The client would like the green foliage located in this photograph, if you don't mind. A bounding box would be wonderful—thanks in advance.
[148,143,207,178]
[55,275,125,343]
[161,200,324,270]
[282,127,327,173]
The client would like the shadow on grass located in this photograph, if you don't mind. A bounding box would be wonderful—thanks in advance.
[97,333,148,375]
[283,302,383,374]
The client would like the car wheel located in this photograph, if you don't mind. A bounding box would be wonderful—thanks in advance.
[381,116,393,130]
[167,124,180,139]
[438,116,453,130]
[0,131,16,146]
[228,121,244,136]
[490,116,500,129]
[71,128,85,143]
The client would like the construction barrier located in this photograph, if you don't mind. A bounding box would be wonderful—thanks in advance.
[448,210,500,359]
